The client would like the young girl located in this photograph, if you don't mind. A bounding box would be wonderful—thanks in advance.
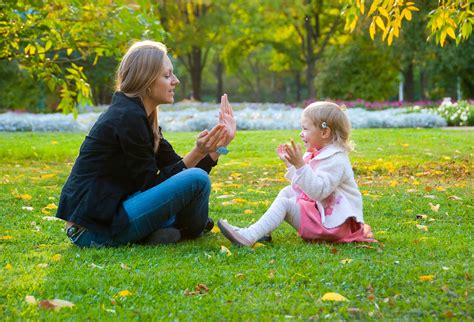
[218,101,375,247]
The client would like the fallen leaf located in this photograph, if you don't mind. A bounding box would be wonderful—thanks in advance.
[448,195,462,200]
[51,254,62,262]
[416,224,428,231]
[51,140,58,145]
[340,258,353,264]
[40,174,56,179]
[347,307,361,314]
[367,294,376,301]
[90,263,104,269]
[0,235,14,240]
[117,290,132,297]
[429,203,440,212]
[423,194,436,199]
[220,245,232,256]
[37,263,49,268]
[244,209,254,215]
[321,292,349,301]
[42,216,61,221]
[25,295,37,305]
[120,263,130,270]
[416,214,428,219]
[4,263,13,270]
[419,275,434,281]
[330,246,338,254]
[44,203,58,210]
[22,206,34,211]
[436,187,445,191]
[210,225,220,233]
[39,299,75,310]
[252,242,265,249]
[17,194,32,200]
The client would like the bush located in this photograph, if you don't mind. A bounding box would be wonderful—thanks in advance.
[427,100,474,126]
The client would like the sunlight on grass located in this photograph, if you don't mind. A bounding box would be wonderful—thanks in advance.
[0,129,473,319]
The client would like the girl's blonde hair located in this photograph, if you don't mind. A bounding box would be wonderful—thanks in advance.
[302,101,354,152]
[116,40,167,153]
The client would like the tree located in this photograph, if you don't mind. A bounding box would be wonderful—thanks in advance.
[342,0,473,47]
[0,0,164,114]
[222,0,344,100]
[154,0,229,101]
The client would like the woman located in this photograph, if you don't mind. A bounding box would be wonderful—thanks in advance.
[56,40,236,248]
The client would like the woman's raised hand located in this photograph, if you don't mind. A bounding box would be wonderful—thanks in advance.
[195,124,227,155]
[218,94,236,146]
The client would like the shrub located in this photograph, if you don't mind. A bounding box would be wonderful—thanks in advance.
[427,100,474,126]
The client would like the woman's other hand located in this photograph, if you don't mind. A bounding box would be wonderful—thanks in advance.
[195,124,227,156]
[219,94,236,146]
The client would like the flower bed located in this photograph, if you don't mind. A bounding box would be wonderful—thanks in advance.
[0,102,448,132]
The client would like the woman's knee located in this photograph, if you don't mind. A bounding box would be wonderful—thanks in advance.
[185,168,211,191]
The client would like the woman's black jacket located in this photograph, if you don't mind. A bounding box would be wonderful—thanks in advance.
[56,92,217,236]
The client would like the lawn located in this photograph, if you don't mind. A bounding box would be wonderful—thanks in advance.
[0,129,473,320]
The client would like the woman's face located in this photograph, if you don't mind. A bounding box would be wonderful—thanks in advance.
[148,55,180,105]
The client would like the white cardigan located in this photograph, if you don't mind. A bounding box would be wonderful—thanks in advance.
[284,144,364,229]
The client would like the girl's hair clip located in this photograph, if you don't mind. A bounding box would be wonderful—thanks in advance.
[321,121,328,129]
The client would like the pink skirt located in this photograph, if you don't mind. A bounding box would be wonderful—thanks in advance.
[298,198,377,243]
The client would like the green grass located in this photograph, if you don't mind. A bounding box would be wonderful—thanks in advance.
[0,129,473,320]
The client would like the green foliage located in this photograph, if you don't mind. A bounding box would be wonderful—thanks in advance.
[0,0,165,114]
[315,38,398,101]
[1,129,473,319]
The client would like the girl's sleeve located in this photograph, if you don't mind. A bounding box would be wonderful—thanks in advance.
[290,155,346,201]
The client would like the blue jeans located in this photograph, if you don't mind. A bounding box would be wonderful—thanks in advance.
[69,168,211,248]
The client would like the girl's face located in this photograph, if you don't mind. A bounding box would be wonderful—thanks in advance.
[148,55,180,105]
[299,116,331,151]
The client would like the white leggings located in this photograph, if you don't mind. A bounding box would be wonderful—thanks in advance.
[240,186,301,243]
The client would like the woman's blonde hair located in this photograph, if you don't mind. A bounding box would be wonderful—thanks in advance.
[302,101,354,152]
[116,40,167,153]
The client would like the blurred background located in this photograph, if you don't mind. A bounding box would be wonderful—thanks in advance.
[1,0,472,113]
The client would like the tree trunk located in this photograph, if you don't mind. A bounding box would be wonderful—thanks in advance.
[294,70,302,102]
[403,63,415,101]
[188,46,203,101]
[215,59,224,103]
[420,69,428,100]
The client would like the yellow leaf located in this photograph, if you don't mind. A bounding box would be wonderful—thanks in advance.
[401,143,409,147]
[340,258,353,264]
[52,254,62,262]
[67,48,73,56]
[404,9,412,21]
[389,180,398,187]
[429,203,440,212]
[412,181,420,185]
[210,225,220,233]
[440,31,447,47]
[419,275,434,282]
[41,173,56,179]
[446,27,456,39]
[244,209,254,215]
[388,31,394,45]
[368,0,380,16]
[220,245,232,256]
[359,0,365,14]
[51,140,58,145]
[0,235,14,240]
[44,203,58,210]
[117,290,132,297]
[4,263,13,270]
[321,292,349,301]
[41,209,51,215]
[369,21,376,40]
[17,194,32,200]
[377,7,389,18]
[442,156,451,160]
[436,187,445,192]
[375,16,385,31]
[252,242,266,249]
[416,224,428,231]
[232,198,247,204]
